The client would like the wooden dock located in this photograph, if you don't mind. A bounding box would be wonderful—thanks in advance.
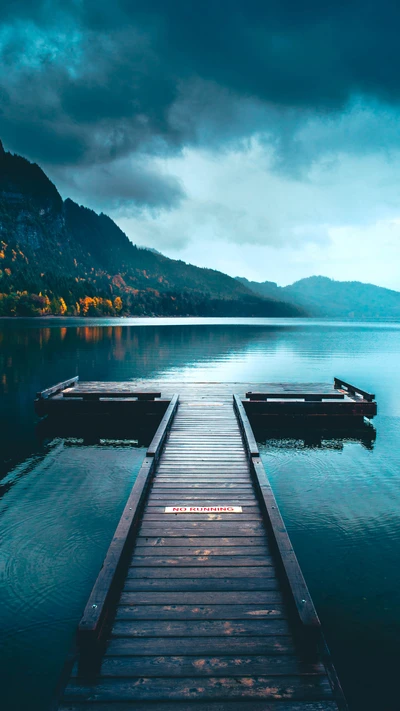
[46,378,376,710]
[36,377,376,423]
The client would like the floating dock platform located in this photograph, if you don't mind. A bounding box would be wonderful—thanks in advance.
[36,376,376,422]
[41,377,376,710]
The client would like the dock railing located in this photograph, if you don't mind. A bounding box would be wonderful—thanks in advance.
[234,393,348,709]
[334,377,375,402]
[77,394,179,651]
[36,375,79,400]
[233,394,321,633]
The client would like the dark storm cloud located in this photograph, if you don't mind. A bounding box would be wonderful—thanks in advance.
[53,157,184,213]
[1,0,400,205]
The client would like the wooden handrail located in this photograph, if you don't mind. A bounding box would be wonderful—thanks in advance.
[246,392,345,401]
[334,377,375,402]
[62,390,162,400]
[36,375,79,399]
[147,394,179,457]
[234,394,321,632]
[233,394,259,457]
[78,394,179,646]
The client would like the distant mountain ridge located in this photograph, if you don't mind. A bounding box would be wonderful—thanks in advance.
[236,275,400,319]
[0,141,302,317]
[2,140,397,319]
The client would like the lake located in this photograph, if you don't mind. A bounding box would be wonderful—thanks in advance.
[1,317,400,711]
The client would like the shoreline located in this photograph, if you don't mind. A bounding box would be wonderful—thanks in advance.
[1,315,400,324]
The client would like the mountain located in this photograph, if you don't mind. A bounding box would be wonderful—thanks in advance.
[237,275,400,319]
[236,278,284,302]
[0,141,302,317]
[2,139,396,320]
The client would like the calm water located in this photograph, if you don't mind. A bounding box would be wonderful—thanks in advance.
[1,317,400,710]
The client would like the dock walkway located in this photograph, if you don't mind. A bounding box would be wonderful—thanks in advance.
[58,382,350,710]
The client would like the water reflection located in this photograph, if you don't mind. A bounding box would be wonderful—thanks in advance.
[36,416,155,448]
[2,318,400,477]
[252,420,377,450]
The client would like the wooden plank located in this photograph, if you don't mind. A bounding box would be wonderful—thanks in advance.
[119,591,283,605]
[233,395,259,456]
[156,467,249,472]
[161,445,245,449]
[36,375,79,399]
[141,514,262,522]
[160,458,247,468]
[147,394,179,457]
[157,462,247,466]
[155,474,250,478]
[244,400,377,417]
[150,494,254,500]
[129,555,272,567]
[154,478,252,483]
[135,536,267,547]
[171,424,238,427]
[115,603,286,620]
[63,676,333,701]
[64,390,161,399]
[155,472,250,476]
[166,445,241,447]
[97,655,325,677]
[147,493,256,499]
[60,700,339,711]
[159,462,246,470]
[146,499,257,506]
[112,619,290,637]
[153,483,253,489]
[246,392,344,401]
[153,478,251,482]
[131,546,269,556]
[160,456,246,459]
[153,482,252,486]
[138,526,265,536]
[154,476,254,482]
[161,454,245,457]
[106,636,295,656]
[123,578,280,592]
[126,567,276,579]
[171,428,239,431]
[159,463,248,466]
[170,434,240,444]
[77,395,179,646]
[37,398,171,417]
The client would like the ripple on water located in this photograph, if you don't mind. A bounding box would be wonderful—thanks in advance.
[0,440,146,688]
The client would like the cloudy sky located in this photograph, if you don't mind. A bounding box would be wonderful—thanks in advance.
[1,1,400,288]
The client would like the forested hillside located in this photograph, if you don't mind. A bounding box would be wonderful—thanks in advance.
[0,141,302,317]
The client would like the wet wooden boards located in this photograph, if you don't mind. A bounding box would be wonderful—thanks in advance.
[57,385,348,710]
